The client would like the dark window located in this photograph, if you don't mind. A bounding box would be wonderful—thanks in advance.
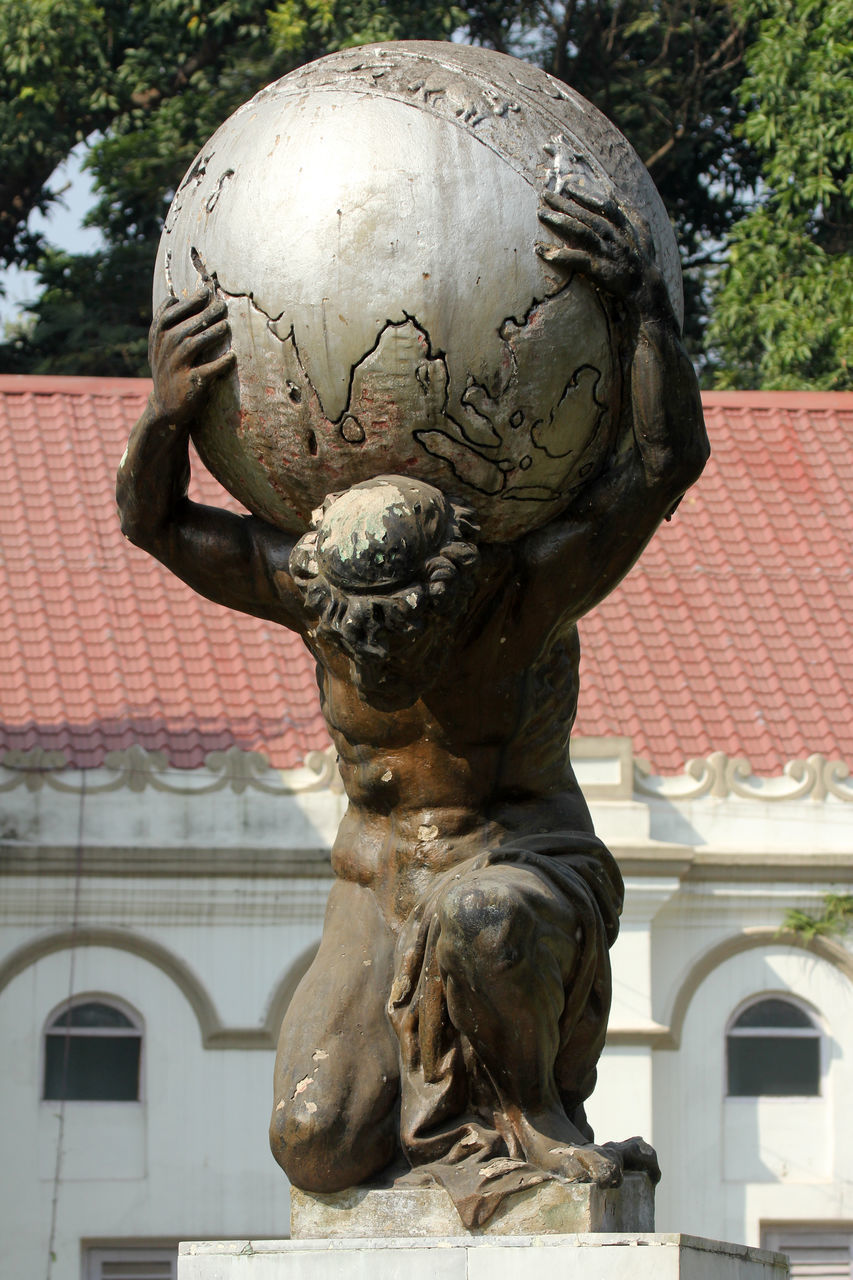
[43,1000,141,1101]
[727,997,820,1097]
[86,1247,177,1279]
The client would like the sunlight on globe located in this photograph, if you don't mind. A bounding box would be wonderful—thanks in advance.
[155,41,682,542]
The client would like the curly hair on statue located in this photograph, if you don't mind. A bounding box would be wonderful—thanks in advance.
[289,476,480,671]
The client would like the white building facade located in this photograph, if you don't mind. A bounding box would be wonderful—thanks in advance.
[2,737,851,1280]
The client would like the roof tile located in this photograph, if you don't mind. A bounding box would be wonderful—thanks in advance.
[1,378,851,774]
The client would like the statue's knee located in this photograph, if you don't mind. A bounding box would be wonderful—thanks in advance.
[269,1099,349,1192]
[270,1081,398,1193]
[270,1098,319,1178]
[437,873,527,978]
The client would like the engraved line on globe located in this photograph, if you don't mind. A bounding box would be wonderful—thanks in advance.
[187,247,608,508]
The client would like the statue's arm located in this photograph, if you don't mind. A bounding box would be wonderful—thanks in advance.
[522,189,710,623]
[116,288,304,630]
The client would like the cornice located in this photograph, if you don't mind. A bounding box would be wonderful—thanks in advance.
[0,844,334,879]
[3,844,851,883]
[0,743,344,796]
[3,742,850,804]
[635,752,853,804]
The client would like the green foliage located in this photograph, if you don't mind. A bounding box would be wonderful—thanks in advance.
[0,0,462,373]
[460,0,760,362]
[8,0,843,379]
[0,244,152,376]
[780,894,853,942]
[709,0,853,388]
[269,0,465,53]
[0,0,115,265]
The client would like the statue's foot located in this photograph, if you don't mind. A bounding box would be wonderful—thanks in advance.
[602,1135,661,1184]
[517,1111,660,1187]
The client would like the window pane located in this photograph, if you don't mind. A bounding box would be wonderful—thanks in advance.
[87,1250,177,1280]
[733,999,814,1029]
[51,1002,135,1030]
[728,1034,819,1095]
[44,1034,140,1100]
[101,1265,174,1278]
[764,1230,853,1279]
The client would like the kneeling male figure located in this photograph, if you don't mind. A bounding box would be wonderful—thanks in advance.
[117,191,708,1226]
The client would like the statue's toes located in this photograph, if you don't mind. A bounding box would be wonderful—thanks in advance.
[603,1136,661,1184]
[548,1143,622,1187]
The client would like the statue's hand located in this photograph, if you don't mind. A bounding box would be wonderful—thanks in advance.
[148,286,235,427]
[536,188,668,317]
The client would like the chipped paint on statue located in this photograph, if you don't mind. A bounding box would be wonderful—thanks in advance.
[117,42,709,1230]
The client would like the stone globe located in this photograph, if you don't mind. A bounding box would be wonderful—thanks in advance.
[154,41,682,542]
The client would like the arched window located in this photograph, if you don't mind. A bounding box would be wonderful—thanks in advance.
[43,998,142,1101]
[726,996,821,1097]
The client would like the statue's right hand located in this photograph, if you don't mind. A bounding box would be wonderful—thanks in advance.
[148,286,235,427]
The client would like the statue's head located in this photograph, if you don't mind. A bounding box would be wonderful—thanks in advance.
[290,476,480,707]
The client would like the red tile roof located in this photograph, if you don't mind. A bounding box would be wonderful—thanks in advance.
[1,377,851,774]
[574,391,853,772]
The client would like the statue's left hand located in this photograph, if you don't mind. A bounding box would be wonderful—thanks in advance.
[536,188,668,317]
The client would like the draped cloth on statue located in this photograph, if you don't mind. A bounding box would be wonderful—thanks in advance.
[387,832,624,1228]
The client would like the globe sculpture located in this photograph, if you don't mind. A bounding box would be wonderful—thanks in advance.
[154,41,683,542]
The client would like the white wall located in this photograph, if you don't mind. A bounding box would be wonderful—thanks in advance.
[2,740,852,1277]
[652,945,853,1246]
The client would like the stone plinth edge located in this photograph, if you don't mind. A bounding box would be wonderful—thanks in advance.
[179,1233,789,1279]
[291,1172,654,1237]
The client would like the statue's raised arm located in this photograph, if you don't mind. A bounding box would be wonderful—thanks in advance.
[116,287,304,632]
[520,188,709,626]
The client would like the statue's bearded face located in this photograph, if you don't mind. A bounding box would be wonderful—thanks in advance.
[290,476,480,708]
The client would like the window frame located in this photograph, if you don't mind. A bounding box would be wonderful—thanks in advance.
[83,1244,178,1280]
[41,993,144,1105]
[762,1225,853,1278]
[725,993,824,1100]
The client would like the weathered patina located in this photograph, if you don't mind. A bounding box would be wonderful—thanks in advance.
[117,41,708,1229]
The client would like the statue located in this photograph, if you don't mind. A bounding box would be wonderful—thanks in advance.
[116,42,709,1230]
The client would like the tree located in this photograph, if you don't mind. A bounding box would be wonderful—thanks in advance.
[708,0,852,389]
[0,0,463,374]
[1,0,767,375]
[460,0,759,361]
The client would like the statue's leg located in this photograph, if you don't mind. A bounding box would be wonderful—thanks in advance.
[269,878,400,1192]
[434,863,625,1184]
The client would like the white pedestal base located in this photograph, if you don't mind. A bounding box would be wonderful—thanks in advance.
[291,1173,654,1236]
[179,1234,789,1279]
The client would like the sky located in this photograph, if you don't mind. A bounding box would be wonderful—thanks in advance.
[0,144,103,329]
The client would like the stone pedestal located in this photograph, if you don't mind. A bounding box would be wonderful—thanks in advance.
[179,1235,789,1279]
[291,1173,654,1237]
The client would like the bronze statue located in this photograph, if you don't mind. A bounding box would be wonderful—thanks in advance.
[117,43,708,1229]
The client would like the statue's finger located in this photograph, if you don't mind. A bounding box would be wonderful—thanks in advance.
[175,297,227,337]
[199,350,237,379]
[151,294,179,331]
[184,319,230,358]
[558,185,625,228]
[542,196,619,245]
[535,245,594,276]
[158,285,212,330]
[538,210,606,254]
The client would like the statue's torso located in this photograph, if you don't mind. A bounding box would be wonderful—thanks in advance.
[312,591,593,925]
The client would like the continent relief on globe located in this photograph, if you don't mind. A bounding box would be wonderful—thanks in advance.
[154,42,682,543]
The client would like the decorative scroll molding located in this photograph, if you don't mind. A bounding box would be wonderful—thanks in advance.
[634,752,853,804]
[0,743,343,797]
[3,743,850,804]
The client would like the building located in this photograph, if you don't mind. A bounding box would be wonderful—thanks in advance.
[1,377,852,1280]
